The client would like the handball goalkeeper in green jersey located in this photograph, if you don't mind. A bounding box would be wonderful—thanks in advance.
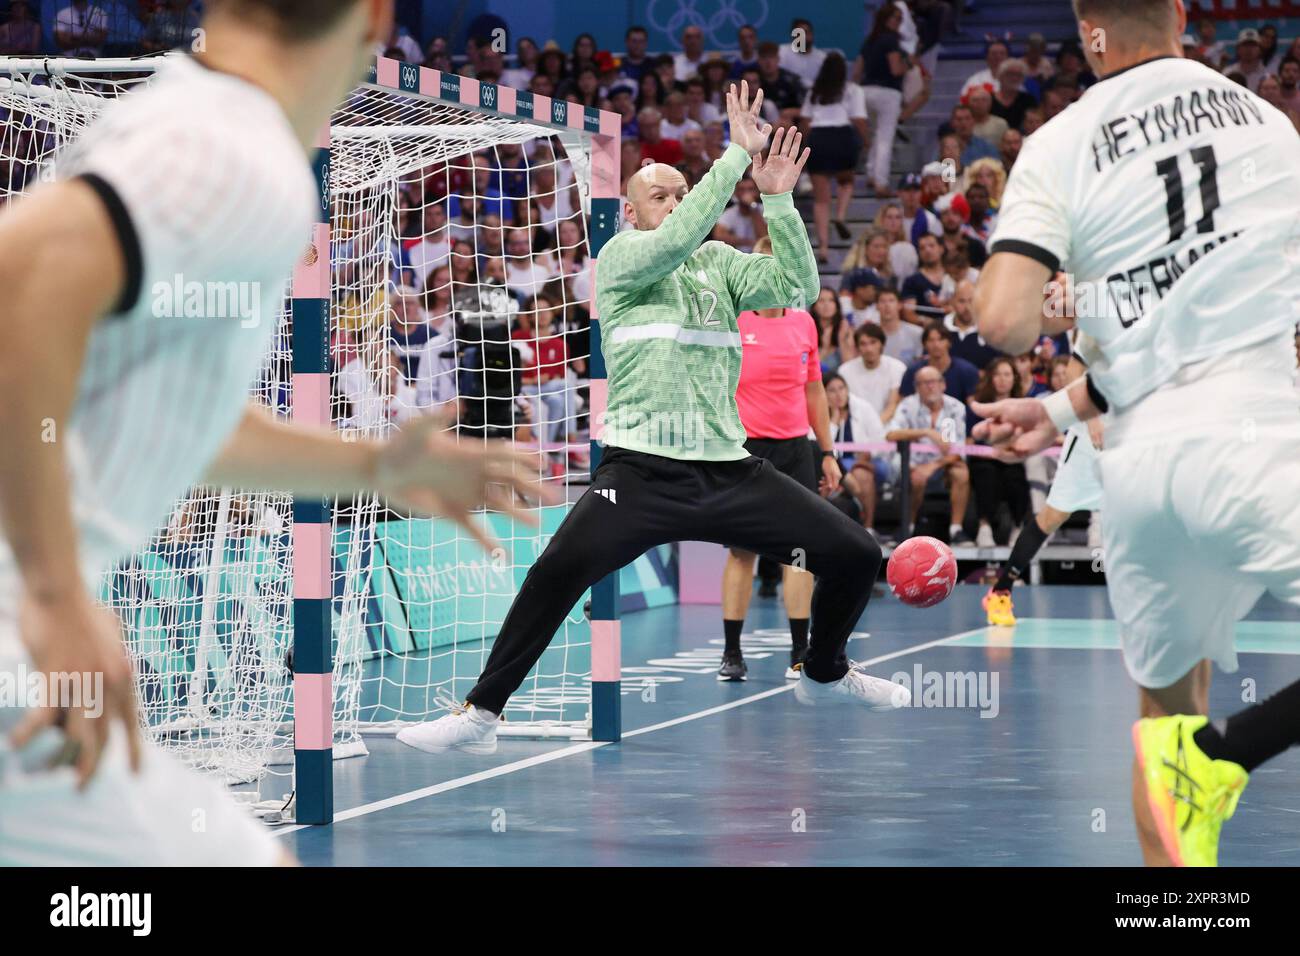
[399,81,911,756]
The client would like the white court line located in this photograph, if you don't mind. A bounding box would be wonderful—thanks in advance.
[271,628,984,835]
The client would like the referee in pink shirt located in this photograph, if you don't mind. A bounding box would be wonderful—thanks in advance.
[719,237,844,681]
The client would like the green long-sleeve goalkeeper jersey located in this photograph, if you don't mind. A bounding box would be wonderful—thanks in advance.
[595,142,820,461]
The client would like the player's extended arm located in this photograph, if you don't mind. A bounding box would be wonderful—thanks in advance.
[599,142,752,293]
[0,179,143,783]
[806,379,841,492]
[970,374,1106,461]
[723,126,818,311]
[599,81,770,293]
[205,405,551,554]
[973,251,1076,355]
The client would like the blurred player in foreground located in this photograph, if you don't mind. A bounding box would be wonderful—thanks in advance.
[971,0,1300,865]
[0,0,543,866]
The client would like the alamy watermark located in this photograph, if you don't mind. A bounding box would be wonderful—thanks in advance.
[888,664,1000,718]
[151,275,263,329]
[0,663,102,718]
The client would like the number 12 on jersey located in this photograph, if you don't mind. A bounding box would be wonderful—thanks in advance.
[1155,145,1221,244]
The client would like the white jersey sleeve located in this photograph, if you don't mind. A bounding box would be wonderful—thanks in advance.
[989,56,1300,411]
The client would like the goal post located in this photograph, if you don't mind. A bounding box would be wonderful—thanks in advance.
[0,53,626,825]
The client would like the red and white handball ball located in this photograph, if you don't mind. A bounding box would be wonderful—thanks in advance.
[886,536,958,608]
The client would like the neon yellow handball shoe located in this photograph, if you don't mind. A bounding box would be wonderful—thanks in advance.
[1132,715,1249,867]
[982,588,1016,627]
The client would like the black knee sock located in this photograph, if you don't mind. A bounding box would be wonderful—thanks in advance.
[993,516,1050,592]
[723,619,743,655]
[789,618,809,651]
[1193,679,1300,772]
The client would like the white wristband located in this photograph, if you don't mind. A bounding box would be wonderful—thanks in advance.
[1041,387,1079,434]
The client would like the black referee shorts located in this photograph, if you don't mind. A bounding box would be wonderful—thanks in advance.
[743,436,820,494]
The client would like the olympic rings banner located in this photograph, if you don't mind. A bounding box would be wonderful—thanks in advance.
[632,0,862,56]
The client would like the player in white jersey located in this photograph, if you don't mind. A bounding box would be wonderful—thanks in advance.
[982,334,1107,627]
[969,0,1300,866]
[0,0,543,866]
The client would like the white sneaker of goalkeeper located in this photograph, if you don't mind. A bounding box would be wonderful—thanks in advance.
[794,668,912,711]
[396,705,500,755]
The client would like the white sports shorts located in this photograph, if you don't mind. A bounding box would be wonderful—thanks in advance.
[1045,422,1103,514]
[1100,370,1300,689]
[0,630,284,866]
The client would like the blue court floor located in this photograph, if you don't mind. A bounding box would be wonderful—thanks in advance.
[279,585,1300,866]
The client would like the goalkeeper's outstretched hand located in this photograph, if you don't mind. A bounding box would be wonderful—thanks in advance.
[751,124,811,196]
[726,80,771,155]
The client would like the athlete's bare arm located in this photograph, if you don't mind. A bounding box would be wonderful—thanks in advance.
[973,251,1074,355]
[0,179,141,785]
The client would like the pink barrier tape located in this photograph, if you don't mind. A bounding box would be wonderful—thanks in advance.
[832,441,1062,459]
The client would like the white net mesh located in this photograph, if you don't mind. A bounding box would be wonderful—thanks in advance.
[0,58,597,790]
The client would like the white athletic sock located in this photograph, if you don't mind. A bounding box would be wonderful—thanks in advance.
[468,705,499,725]
[949,524,963,537]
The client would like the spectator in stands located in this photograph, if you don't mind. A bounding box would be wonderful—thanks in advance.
[386,285,432,378]
[536,41,568,91]
[1013,351,1049,398]
[383,20,423,63]
[876,287,922,365]
[732,24,760,78]
[654,53,681,96]
[619,25,651,81]
[514,293,577,456]
[607,81,639,135]
[1181,32,1202,65]
[900,171,943,243]
[739,65,783,127]
[936,191,987,267]
[824,372,889,537]
[713,177,767,251]
[637,107,683,166]
[812,287,855,373]
[1053,42,1096,91]
[673,24,707,82]
[1195,18,1227,70]
[1277,57,1300,114]
[841,227,898,289]
[950,104,1000,165]
[529,73,555,99]
[839,323,905,424]
[901,233,948,326]
[800,52,868,264]
[339,344,419,431]
[660,92,700,140]
[839,269,882,329]
[703,119,727,160]
[999,128,1022,173]
[964,157,1006,211]
[554,218,591,303]
[619,139,644,198]
[1259,23,1283,73]
[900,319,979,405]
[570,32,598,77]
[500,36,539,89]
[966,356,1030,547]
[675,128,710,188]
[886,366,972,544]
[407,203,451,285]
[874,202,919,281]
[858,3,909,198]
[1260,74,1300,132]
[757,40,806,128]
[0,1,42,56]
[990,59,1035,132]
[967,87,1008,150]
[1022,33,1054,93]
[56,0,109,57]
[1021,107,1045,136]
[421,263,453,323]
[944,279,1000,371]
[413,287,457,410]
[636,70,667,112]
[961,38,1009,98]
[941,248,978,295]
[781,17,828,88]
[698,56,731,112]
[964,182,996,243]
[684,76,723,126]
[938,132,964,182]
[504,226,556,300]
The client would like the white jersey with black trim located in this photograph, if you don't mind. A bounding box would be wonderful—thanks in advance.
[990,55,1300,412]
[0,54,316,591]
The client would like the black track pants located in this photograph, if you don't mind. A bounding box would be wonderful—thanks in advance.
[466,447,883,714]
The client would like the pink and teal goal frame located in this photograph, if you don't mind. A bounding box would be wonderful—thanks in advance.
[289,59,624,824]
